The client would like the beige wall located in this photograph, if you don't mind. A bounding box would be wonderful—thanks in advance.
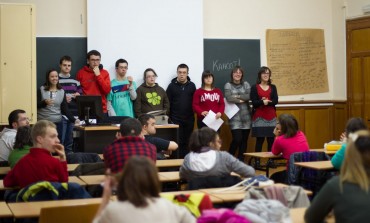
[0,0,86,37]
[2,0,368,101]
[345,0,370,18]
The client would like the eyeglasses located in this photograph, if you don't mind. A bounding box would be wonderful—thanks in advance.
[146,75,157,79]
[18,117,30,122]
[89,59,101,62]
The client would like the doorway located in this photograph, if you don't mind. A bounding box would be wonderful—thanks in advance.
[347,16,370,123]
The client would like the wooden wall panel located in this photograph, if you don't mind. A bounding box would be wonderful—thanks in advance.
[333,103,347,140]
[304,108,332,149]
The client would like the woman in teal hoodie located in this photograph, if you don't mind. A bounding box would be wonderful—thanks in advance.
[331,117,367,169]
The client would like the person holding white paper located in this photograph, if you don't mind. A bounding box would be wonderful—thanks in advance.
[192,70,225,129]
[224,66,251,161]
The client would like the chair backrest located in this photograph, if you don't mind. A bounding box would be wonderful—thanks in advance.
[38,203,99,223]
[187,175,242,190]
[67,152,103,164]
[287,151,333,195]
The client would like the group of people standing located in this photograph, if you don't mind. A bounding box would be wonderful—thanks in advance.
[35,49,279,160]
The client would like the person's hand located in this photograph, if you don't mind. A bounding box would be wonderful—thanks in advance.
[66,95,72,103]
[127,76,133,86]
[45,99,54,105]
[201,111,209,117]
[273,127,281,137]
[74,119,80,126]
[239,99,245,103]
[103,169,113,197]
[73,92,80,98]
[93,66,100,76]
[263,99,271,105]
[340,132,346,142]
[53,144,66,161]
[215,112,222,119]
[115,132,122,139]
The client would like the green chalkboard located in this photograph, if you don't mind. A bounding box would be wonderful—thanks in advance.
[36,37,87,87]
[203,39,260,92]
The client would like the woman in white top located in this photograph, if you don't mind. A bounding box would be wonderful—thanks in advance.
[93,156,195,223]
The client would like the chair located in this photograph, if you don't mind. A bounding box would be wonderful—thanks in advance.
[187,175,242,190]
[38,203,99,223]
[66,152,103,164]
[287,151,334,196]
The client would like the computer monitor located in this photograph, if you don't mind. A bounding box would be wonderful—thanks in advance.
[76,95,104,125]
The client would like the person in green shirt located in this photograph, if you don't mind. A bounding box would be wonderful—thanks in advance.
[8,125,32,168]
[331,117,367,170]
[107,59,137,117]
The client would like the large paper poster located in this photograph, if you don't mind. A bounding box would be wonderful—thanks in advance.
[266,29,329,95]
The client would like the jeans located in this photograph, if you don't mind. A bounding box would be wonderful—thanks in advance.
[57,118,74,154]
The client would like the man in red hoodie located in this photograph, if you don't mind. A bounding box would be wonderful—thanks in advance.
[77,50,111,114]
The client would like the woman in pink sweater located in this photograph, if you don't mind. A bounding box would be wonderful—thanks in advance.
[192,70,225,129]
[271,114,309,182]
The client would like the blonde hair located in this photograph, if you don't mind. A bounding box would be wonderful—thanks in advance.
[31,120,56,145]
[340,130,370,192]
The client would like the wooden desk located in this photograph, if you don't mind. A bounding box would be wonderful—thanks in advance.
[198,187,247,203]
[161,190,223,203]
[78,175,104,186]
[0,164,80,176]
[156,159,183,168]
[67,164,80,172]
[75,124,179,155]
[158,171,180,182]
[0,166,10,175]
[7,198,103,218]
[244,152,284,176]
[294,161,334,170]
[0,180,15,190]
[310,148,337,155]
[69,176,87,186]
[79,172,182,185]
[290,207,335,223]
[0,177,86,190]
[199,183,312,204]
[0,202,13,218]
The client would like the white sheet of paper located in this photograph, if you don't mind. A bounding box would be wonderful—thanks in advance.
[224,98,240,119]
[202,110,224,131]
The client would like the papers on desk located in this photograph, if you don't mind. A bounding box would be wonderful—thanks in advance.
[79,119,97,125]
[202,110,224,131]
[224,98,239,119]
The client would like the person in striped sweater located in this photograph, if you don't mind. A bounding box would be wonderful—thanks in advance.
[58,55,82,153]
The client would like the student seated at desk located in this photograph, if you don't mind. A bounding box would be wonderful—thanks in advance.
[138,114,178,159]
[270,114,309,183]
[8,126,33,169]
[180,127,255,189]
[93,156,195,223]
[331,117,367,170]
[103,118,156,174]
[305,130,370,223]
